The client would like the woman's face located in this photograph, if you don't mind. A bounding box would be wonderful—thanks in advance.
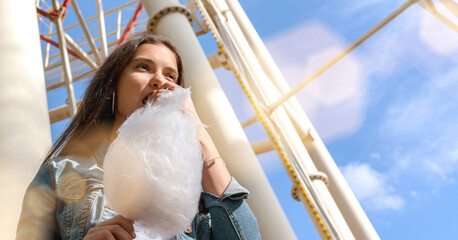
[115,43,179,119]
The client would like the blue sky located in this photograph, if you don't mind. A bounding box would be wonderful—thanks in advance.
[43,0,458,239]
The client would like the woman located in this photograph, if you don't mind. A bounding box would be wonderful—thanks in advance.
[16,32,260,240]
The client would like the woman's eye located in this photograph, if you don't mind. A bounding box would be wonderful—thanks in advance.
[136,64,149,71]
[166,74,177,81]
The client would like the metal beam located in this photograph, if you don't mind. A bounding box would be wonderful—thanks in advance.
[44,23,54,67]
[40,34,81,60]
[116,9,122,40]
[96,0,108,58]
[117,2,143,46]
[52,0,77,117]
[72,0,103,64]
[241,0,420,129]
[440,0,458,17]
[49,100,82,123]
[251,139,274,155]
[420,0,458,33]
[64,33,98,69]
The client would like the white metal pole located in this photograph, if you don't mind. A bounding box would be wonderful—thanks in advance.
[116,9,122,40]
[211,0,354,238]
[44,23,53,67]
[96,0,108,58]
[53,0,77,117]
[72,0,103,64]
[226,1,420,238]
[0,1,51,239]
[64,33,98,69]
[141,0,297,239]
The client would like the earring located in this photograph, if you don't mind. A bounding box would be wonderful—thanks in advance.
[112,91,115,114]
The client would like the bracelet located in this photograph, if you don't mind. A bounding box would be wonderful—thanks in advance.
[204,156,221,169]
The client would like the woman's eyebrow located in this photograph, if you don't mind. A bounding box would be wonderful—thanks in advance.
[131,57,154,64]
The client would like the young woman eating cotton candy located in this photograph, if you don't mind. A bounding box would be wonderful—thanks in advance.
[16,32,261,240]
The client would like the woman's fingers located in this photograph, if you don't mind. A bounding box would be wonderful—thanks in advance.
[146,82,179,103]
[84,215,136,239]
[104,225,134,240]
[85,225,133,240]
[160,81,179,91]
[96,215,135,235]
[84,228,117,240]
[182,96,202,124]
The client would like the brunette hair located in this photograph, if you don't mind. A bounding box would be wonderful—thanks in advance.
[44,31,184,161]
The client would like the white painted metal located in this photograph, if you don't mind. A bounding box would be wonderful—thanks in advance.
[420,0,458,33]
[141,0,297,239]
[223,0,381,239]
[96,0,108,58]
[0,1,51,239]
[117,9,122,40]
[53,0,77,117]
[64,33,98,69]
[72,0,103,64]
[209,0,354,238]
[225,1,426,239]
[44,23,53,67]
[250,139,273,155]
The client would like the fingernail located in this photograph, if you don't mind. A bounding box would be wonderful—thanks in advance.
[131,231,136,238]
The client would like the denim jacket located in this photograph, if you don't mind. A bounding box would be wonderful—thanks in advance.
[16,140,261,240]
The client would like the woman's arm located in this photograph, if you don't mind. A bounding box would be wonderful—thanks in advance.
[184,96,261,239]
[155,83,260,239]
[183,95,231,197]
[16,161,60,239]
[199,128,232,197]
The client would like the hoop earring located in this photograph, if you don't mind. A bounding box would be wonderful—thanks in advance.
[112,91,115,114]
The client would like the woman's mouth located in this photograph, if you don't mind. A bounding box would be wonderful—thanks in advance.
[142,91,155,105]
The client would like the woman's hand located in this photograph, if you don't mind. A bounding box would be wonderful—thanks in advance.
[183,95,202,124]
[145,81,177,104]
[83,215,136,240]
[146,82,201,124]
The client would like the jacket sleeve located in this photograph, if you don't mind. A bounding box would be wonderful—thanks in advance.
[16,160,60,240]
[201,177,261,240]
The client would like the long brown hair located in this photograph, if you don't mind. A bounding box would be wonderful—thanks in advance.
[44,32,184,161]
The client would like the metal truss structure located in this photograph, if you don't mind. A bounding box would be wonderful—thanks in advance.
[36,0,457,239]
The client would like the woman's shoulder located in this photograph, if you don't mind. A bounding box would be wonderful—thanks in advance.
[43,154,104,189]
[47,154,102,171]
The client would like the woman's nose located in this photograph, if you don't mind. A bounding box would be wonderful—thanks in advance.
[149,76,167,89]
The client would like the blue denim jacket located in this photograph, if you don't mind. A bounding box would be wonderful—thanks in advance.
[16,140,261,240]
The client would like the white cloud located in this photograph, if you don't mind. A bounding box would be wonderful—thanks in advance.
[433,64,458,99]
[380,77,458,183]
[341,163,404,211]
[236,2,458,187]
[419,9,458,56]
[346,4,458,186]
[361,4,458,74]
[265,22,366,141]
[369,152,381,161]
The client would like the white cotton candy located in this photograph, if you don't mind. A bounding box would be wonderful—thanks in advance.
[103,88,203,239]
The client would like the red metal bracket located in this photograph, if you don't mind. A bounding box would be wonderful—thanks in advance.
[117,2,143,47]
[40,34,81,60]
